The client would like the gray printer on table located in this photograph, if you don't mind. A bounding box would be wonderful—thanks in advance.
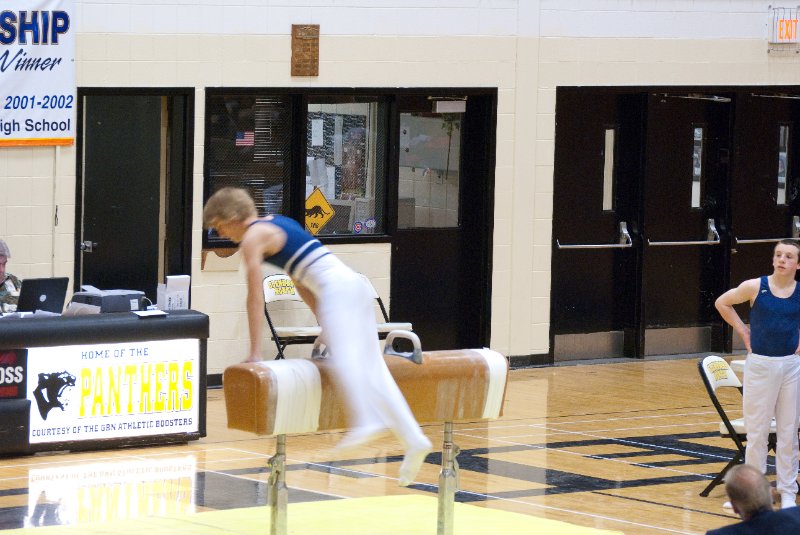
[70,285,146,313]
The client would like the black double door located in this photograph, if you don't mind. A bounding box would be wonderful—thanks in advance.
[552,87,799,360]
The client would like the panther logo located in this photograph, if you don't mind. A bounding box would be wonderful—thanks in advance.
[33,371,76,420]
[305,205,330,218]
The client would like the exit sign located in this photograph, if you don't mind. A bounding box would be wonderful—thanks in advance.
[770,8,800,44]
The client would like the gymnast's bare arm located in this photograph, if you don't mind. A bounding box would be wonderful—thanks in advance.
[240,220,287,363]
[715,278,759,354]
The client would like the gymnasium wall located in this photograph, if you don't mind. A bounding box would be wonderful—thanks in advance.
[1,1,796,369]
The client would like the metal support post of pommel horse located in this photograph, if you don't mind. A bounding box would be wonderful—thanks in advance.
[437,421,460,535]
[268,434,288,535]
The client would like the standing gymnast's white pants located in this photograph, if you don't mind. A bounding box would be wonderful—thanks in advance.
[743,352,800,498]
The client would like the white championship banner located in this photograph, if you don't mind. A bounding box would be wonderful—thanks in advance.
[0,0,76,146]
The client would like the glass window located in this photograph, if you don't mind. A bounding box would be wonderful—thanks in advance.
[691,126,704,208]
[305,98,387,236]
[602,128,615,211]
[398,112,462,228]
[778,124,789,205]
[204,93,292,245]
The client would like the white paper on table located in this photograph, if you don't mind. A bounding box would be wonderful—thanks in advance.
[157,275,191,311]
[63,302,101,316]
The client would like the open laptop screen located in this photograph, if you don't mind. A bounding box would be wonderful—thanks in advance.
[16,277,69,313]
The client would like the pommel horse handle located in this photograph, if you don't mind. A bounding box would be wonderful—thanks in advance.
[310,330,422,363]
[383,330,423,364]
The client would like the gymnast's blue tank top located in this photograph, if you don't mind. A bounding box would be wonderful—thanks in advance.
[750,276,800,356]
[248,216,330,280]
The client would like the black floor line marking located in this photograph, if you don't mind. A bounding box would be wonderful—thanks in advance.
[591,490,737,520]
[497,404,715,422]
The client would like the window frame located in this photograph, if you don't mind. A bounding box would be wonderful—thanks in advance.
[202,88,393,249]
[202,87,497,249]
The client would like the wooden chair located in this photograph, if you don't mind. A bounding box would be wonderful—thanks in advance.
[262,273,412,359]
[697,355,776,497]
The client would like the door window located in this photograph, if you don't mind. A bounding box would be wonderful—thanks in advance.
[603,127,616,211]
[398,112,462,228]
[692,126,705,208]
[778,124,789,205]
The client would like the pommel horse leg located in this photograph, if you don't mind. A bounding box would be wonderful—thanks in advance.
[268,434,288,535]
[264,427,460,535]
[223,331,508,535]
[438,422,459,535]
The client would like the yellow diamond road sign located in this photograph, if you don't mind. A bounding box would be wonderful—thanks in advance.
[305,187,335,235]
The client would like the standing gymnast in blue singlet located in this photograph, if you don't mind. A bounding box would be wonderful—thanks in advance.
[716,239,800,509]
[203,187,432,486]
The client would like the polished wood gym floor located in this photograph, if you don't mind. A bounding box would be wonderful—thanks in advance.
[0,356,765,534]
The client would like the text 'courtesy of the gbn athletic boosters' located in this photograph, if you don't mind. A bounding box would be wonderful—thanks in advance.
[0,3,76,144]
[26,339,200,444]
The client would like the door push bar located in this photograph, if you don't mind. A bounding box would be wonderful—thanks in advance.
[647,218,720,247]
[735,237,786,244]
[733,216,800,244]
[556,221,633,250]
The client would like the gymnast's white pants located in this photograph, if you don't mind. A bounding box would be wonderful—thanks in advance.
[743,352,800,497]
[299,255,428,449]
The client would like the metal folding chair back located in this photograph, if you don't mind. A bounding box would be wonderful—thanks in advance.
[355,273,412,334]
[262,274,321,359]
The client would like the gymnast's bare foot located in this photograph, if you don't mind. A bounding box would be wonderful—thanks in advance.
[243,355,263,363]
[398,438,432,486]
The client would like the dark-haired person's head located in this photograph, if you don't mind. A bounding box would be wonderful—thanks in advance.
[777,238,800,254]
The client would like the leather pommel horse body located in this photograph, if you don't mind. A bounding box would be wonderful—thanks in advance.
[223,331,508,535]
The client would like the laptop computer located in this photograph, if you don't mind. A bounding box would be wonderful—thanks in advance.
[16,277,69,313]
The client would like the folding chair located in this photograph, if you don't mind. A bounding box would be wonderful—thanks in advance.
[697,355,776,497]
[263,274,321,360]
[356,273,413,337]
[262,273,413,359]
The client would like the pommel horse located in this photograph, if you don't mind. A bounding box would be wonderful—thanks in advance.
[223,330,508,535]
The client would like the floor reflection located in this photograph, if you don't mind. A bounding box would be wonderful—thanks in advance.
[21,455,196,528]
[0,360,760,534]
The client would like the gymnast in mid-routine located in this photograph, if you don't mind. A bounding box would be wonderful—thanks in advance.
[204,187,432,486]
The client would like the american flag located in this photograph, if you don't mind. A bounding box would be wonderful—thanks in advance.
[235,131,255,146]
